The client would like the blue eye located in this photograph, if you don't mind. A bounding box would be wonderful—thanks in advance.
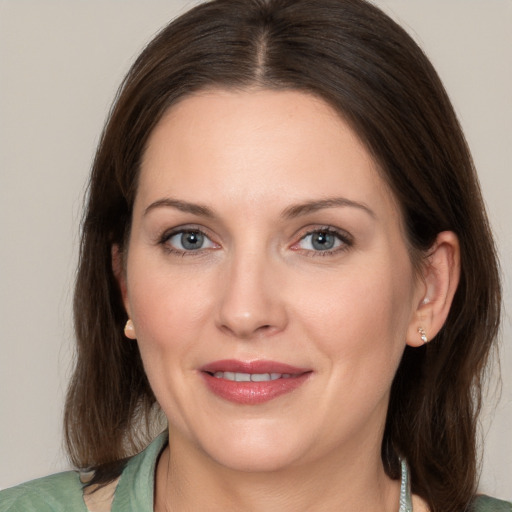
[297,229,349,253]
[165,230,216,252]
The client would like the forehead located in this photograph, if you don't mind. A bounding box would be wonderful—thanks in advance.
[137,88,398,219]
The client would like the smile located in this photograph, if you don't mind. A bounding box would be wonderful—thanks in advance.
[212,372,295,381]
[200,360,311,405]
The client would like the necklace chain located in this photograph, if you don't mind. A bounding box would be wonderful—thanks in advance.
[399,458,413,512]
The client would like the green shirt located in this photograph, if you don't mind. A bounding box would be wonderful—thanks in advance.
[0,433,166,512]
[1,433,510,511]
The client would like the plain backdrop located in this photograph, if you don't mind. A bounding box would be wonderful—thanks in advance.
[1,0,511,500]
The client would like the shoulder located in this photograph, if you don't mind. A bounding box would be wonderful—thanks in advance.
[472,495,512,512]
[0,433,167,512]
[0,471,87,512]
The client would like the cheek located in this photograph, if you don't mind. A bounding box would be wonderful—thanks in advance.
[126,259,214,360]
[125,264,215,417]
[292,255,415,372]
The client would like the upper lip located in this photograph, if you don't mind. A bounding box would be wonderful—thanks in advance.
[200,359,310,375]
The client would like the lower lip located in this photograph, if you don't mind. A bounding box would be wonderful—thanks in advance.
[201,372,311,405]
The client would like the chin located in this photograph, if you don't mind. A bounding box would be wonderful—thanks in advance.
[196,423,316,474]
[210,446,303,474]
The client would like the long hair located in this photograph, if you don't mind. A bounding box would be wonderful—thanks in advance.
[64,1,501,510]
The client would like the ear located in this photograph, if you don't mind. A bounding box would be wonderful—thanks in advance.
[112,244,130,317]
[406,231,460,347]
[112,244,137,339]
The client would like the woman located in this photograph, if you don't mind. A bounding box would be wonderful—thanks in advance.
[1,0,509,511]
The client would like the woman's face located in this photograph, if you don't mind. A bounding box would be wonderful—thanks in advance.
[121,89,425,472]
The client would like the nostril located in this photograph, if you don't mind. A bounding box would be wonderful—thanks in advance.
[257,324,273,332]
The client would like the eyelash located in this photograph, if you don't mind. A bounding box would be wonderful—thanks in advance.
[158,226,353,257]
[292,227,353,257]
[158,226,218,257]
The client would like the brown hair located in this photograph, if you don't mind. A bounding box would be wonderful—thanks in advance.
[64,1,501,510]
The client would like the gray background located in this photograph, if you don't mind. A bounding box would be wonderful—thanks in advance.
[1,0,510,499]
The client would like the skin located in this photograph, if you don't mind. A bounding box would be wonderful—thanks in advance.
[116,89,459,511]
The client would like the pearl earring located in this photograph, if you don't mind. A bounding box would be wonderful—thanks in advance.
[124,319,136,339]
[417,326,428,344]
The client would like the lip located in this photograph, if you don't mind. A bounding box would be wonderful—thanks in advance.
[199,359,312,405]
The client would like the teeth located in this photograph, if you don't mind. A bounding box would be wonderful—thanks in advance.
[212,372,292,382]
[251,373,271,382]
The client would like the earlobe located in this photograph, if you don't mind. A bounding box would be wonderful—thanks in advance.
[407,231,460,347]
[124,319,137,339]
[417,326,428,344]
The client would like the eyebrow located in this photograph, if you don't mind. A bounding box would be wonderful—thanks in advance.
[282,197,375,219]
[144,196,375,219]
[144,198,215,218]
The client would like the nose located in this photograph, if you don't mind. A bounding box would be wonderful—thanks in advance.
[216,250,288,340]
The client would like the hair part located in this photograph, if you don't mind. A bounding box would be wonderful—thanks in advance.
[65,1,501,510]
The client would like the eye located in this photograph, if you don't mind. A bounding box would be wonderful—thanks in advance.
[293,228,352,254]
[163,229,218,253]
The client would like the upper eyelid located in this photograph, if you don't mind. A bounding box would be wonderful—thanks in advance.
[296,226,353,243]
[288,226,354,255]
[156,224,353,249]
[159,224,212,241]
[159,227,219,255]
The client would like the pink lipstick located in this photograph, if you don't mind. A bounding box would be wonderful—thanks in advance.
[199,360,311,405]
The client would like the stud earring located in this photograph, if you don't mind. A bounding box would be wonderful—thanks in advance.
[418,326,428,344]
[124,319,136,339]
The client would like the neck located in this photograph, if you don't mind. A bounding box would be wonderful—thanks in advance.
[155,430,401,512]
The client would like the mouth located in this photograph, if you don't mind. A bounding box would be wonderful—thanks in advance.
[210,371,297,382]
[199,360,312,405]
